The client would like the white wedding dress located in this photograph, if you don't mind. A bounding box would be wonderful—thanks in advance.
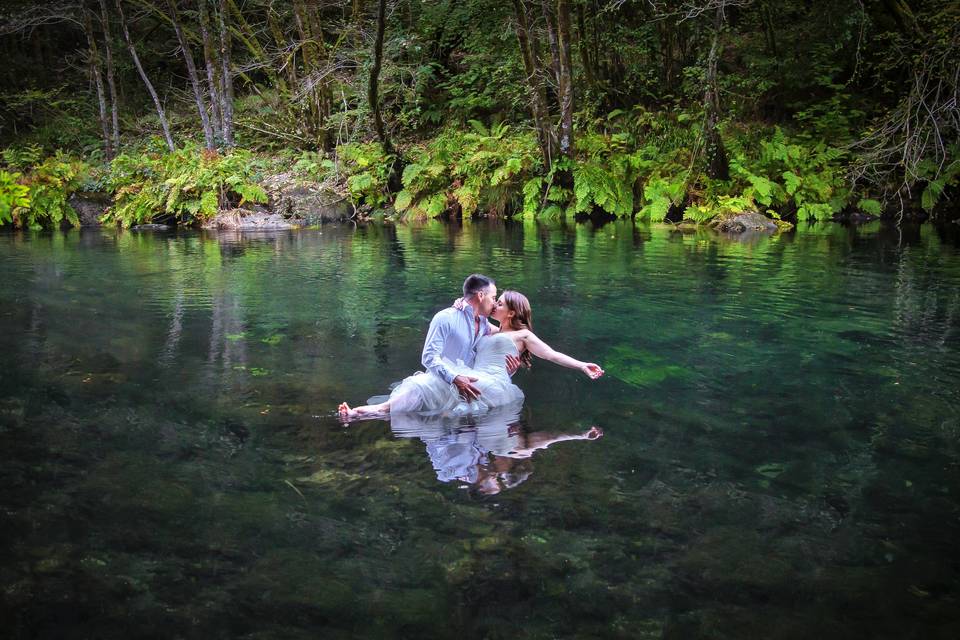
[370,333,524,416]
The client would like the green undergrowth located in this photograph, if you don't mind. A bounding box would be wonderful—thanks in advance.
[4,113,954,230]
[0,145,88,229]
[103,144,268,227]
[330,117,884,223]
[1,142,270,229]
[395,121,541,218]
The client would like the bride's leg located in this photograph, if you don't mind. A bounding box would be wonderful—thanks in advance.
[338,400,391,420]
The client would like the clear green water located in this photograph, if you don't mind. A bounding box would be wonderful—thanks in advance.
[1,221,959,639]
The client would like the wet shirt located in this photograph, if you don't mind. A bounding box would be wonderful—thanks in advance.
[421,303,490,385]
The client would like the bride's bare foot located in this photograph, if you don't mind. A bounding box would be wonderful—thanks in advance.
[337,401,389,422]
[338,402,357,420]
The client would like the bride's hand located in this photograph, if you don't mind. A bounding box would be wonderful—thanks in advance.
[584,426,603,440]
[581,363,604,380]
[452,297,465,310]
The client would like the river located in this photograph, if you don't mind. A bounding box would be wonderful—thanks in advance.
[1,220,958,638]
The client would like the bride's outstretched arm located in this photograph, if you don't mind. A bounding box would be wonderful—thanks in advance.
[521,332,604,379]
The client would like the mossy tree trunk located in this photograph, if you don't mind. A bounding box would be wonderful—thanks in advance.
[217,0,235,147]
[555,0,575,188]
[199,0,224,140]
[703,6,729,181]
[511,0,557,170]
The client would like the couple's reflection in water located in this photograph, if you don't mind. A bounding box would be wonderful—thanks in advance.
[386,400,602,495]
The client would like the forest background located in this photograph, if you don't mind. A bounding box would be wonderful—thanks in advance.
[0,0,957,229]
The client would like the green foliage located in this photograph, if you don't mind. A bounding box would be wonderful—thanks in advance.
[916,155,960,213]
[0,151,87,229]
[103,145,268,227]
[0,87,97,151]
[291,151,334,181]
[570,133,642,217]
[694,126,853,222]
[638,174,687,221]
[858,198,883,216]
[336,142,394,209]
[0,170,30,225]
[2,144,43,170]
[391,123,541,219]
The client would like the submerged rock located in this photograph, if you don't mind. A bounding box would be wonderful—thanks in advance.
[130,223,172,231]
[201,207,306,230]
[834,210,879,224]
[709,211,794,233]
[68,192,112,226]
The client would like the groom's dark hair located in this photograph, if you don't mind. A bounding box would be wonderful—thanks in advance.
[463,273,494,298]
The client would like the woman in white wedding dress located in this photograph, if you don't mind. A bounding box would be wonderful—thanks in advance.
[337,291,604,421]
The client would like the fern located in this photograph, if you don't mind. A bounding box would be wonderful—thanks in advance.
[103,145,269,227]
[0,153,87,229]
[378,125,541,219]
[0,170,30,225]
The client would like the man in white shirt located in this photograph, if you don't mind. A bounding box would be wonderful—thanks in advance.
[421,273,520,401]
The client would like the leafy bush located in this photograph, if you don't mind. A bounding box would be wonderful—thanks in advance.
[0,151,88,229]
[916,152,960,213]
[680,126,852,222]
[0,170,30,225]
[572,131,690,220]
[393,121,541,219]
[336,142,394,209]
[102,145,268,227]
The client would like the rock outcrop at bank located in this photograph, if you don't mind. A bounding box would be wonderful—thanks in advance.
[201,207,306,230]
[708,211,795,233]
[262,172,352,224]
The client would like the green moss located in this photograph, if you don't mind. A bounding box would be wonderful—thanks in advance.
[604,345,690,387]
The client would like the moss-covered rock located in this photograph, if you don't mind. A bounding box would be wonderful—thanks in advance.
[708,211,794,233]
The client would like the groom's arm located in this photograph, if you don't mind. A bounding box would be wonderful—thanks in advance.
[421,312,456,385]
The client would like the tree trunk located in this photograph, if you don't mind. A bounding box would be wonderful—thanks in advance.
[369,0,390,153]
[83,3,113,159]
[98,0,120,152]
[511,0,556,169]
[167,0,215,150]
[703,7,729,180]
[555,0,575,186]
[199,0,223,139]
[540,0,562,88]
[217,0,235,146]
[293,0,325,147]
[115,0,175,151]
[266,2,293,88]
[575,3,596,90]
[759,1,778,57]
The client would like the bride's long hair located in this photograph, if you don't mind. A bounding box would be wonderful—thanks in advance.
[503,290,533,369]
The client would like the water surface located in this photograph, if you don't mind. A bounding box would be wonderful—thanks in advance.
[1,221,959,638]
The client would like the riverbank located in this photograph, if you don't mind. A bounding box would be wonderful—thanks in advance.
[2,121,956,232]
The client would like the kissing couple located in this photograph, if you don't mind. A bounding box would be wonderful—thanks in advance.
[338,273,604,421]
